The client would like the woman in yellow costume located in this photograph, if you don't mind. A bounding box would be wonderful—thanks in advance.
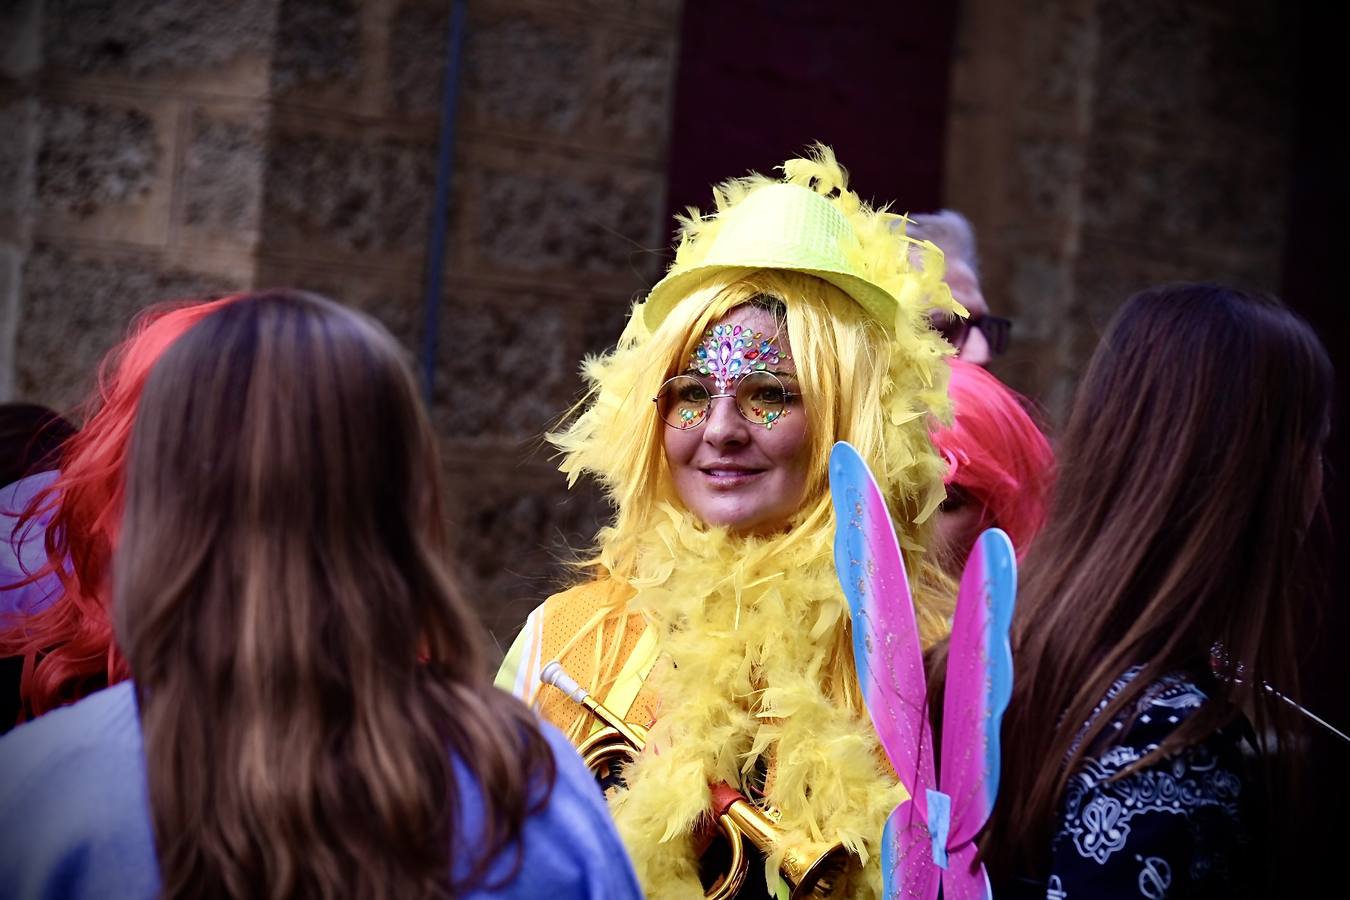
[496,146,960,899]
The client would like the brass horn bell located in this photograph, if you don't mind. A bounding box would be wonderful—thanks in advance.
[540,661,856,899]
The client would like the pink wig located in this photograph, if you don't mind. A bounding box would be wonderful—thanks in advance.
[932,359,1055,558]
[1,296,240,716]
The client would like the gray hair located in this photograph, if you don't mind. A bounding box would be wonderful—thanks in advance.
[908,209,979,276]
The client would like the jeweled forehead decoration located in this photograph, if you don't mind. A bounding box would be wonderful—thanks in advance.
[688,323,790,392]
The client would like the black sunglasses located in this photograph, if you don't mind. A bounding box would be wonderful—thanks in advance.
[935,314,1012,357]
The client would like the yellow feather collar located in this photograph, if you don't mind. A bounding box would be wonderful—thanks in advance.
[609,504,908,899]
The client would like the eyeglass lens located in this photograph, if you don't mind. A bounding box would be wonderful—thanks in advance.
[656,372,789,429]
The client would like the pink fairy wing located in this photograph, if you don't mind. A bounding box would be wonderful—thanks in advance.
[940,843,993,900]
[939,528,1017,851]
[883,803,940,900]
[828,442,935,820]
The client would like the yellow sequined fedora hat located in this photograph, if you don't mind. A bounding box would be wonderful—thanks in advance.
[639,149,926,332]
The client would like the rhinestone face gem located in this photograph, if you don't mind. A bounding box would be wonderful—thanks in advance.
[688,324,788,393]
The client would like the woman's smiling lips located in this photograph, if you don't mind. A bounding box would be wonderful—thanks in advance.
[698,463,766,487]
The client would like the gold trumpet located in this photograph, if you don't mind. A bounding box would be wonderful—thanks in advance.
[540,661,856,899]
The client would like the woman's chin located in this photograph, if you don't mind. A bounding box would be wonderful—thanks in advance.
[694,506,794,537]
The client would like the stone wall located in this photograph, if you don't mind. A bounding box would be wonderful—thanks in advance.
[3,0,683,645]
[4,0,1302,642]
[944,0,1296,419]
[1,0,274,409]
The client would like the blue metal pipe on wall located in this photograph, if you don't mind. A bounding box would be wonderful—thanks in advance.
[420,0,468,404]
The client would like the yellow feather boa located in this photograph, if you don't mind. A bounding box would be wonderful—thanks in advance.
[609,504,915,899]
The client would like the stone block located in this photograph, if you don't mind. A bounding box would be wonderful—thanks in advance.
[389,0,449,117]
[567,0,682,24]
[1014,132,1083,225]
[1017,235,1208,422]
[1006,249,1069,341]
[252,256,423,351]
[1070,237,1205,321]
[0,244,21,400]
[1007,346,1076,428]
[1018,0,1096,112]
[1006,226,1288,424]
[36,99,161,219]
[461,15,589,134]
[44,0,275,78]
[1198,20,1295,136]
[1,0,43,79]
[253,259,615,446]
[270,0,361,94]
[1082,130,1287,256]
[446,465,611,642]
[0,99,40,227]
[261,126,437,257]
[180,107,266,238]
[430,285,587,445]
[1095,0,1294,136]
[15,242,240,410]
[1066,234,1283,415]
[578,289,639,357]
[465,158,665,280]
[1094,0,1207,130]
[595,30,676,143]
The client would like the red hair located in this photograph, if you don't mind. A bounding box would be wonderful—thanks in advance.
[932,359,1055,558]
[1,296,239,716]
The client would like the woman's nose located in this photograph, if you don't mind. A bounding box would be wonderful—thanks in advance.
[701,394,750,448]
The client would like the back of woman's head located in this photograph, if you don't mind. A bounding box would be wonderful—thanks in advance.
[1039,283,1330,659]
[988,282,1333,878]
[115,290,553,899]
[1,296,236,715]
[932,359,1053,558]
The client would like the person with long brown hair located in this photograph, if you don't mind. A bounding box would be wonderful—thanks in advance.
[983,283,1333,898]
[0,290,641,899]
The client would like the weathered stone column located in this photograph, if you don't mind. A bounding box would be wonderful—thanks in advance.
[945,0,1296,419]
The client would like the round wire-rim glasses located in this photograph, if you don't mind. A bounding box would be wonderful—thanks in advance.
[653,371,797,430]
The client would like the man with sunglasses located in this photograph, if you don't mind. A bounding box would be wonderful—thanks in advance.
[909,209,1011,366]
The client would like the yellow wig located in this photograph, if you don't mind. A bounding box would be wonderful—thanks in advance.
[546,146,961,898]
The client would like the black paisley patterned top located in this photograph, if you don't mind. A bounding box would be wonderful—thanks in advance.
[1002,668,1256,900]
